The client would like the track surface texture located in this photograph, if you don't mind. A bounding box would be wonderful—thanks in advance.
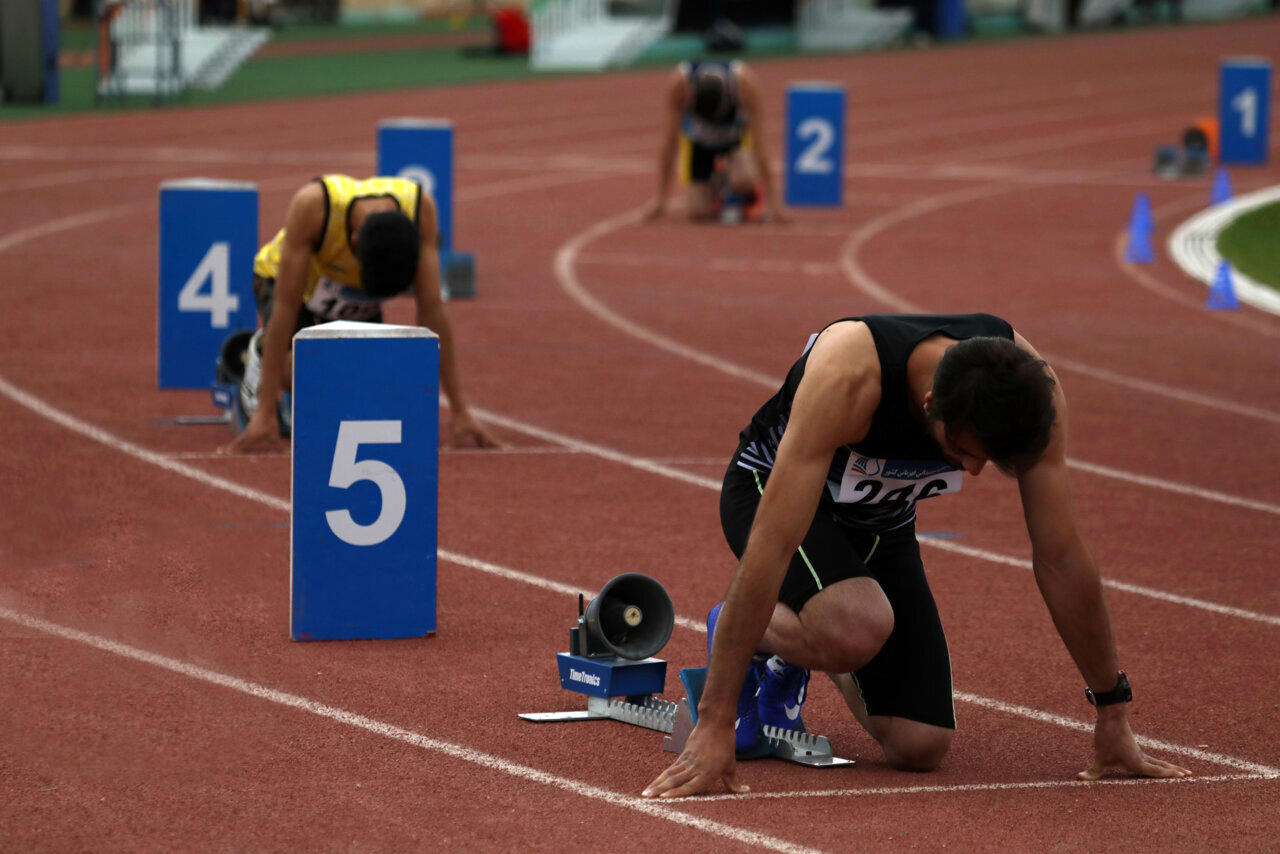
[3,19,1279,852]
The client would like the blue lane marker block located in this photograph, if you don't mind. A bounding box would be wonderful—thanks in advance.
[1219,58,1271,166]
[377,118,455,253]
[291,321,439,641]
[157,179,258,389]
[785,82,846,208]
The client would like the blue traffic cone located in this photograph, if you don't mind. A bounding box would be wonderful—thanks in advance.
[1125,228,1154,264]
[1206,260,1241,311]
[1211,168,1233,205]
[1129,192,1153,235]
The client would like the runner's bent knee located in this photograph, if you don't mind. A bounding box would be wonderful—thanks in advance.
[798,578,894,672]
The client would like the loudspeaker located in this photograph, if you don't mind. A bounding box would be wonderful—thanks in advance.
[575,573,674,661]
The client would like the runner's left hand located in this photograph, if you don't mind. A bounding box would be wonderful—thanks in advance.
[1079,708,1191,780]
[445,410,501,449]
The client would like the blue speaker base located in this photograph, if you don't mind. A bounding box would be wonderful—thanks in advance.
[555,653,666,699]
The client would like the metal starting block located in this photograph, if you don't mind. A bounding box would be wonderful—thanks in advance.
[520,667,854,769]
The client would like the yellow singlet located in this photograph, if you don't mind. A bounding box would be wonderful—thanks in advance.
[253,174,422,300]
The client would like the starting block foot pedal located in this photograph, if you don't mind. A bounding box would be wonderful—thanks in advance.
[440,250,476,300]
[663,667,854,768]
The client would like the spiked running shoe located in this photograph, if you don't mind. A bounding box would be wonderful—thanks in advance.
[758,655,810,733]
[706,602,765,753]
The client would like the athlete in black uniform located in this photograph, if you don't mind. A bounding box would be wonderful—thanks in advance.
[644,314,1190,798]
[644,60,787,222]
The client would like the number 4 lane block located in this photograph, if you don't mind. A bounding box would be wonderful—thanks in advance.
[157,179,259,389]
[291,321,439,641]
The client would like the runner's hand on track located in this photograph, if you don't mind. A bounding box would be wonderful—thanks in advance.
[444,410,501,449]
[641,721,747,798]
[219,412,285,455]
[1079,709,1191,780]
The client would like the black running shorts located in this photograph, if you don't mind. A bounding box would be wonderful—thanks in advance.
[719,460,956,729]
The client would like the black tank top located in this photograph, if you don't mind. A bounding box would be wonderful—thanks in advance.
[734,313,1015,531]
[678,60,747,149]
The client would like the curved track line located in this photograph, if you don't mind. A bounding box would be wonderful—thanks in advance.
[0,607,816,854]
[553,197,1280,513]
[553,205,780,387]
[837,184,1280,421]
[1,361,1276,780]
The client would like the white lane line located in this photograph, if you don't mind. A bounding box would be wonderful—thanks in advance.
[1068,458,1280,517]
[0,607,817,854]
[1,375,1275,782]
[692,773,1272,802]
[552,197,1280,517]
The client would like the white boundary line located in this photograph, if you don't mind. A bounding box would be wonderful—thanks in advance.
[0,605,818,854]
[1167,183,1280,316]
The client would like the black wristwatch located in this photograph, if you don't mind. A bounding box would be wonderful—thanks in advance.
[1085,670,1132,707]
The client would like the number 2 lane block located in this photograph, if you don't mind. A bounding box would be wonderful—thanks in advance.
[785,82,846,208]
[157,179,259,389]
[291,321,439,641]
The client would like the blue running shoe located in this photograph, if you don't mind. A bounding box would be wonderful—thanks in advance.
[758,655,810,733]
[706,602,764,753]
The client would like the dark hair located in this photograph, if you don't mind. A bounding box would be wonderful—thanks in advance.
[692,70,730,122]
[356,210,420,297]
[928,337,1056,473]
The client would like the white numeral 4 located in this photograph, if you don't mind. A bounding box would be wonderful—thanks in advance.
[177,242,238,329]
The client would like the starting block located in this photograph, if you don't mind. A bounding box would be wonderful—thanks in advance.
[517,576,854,769]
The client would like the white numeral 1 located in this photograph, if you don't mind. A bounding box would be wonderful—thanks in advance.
[325,420,406,547]
[177,242,238,329]
[1231,86,1258,138]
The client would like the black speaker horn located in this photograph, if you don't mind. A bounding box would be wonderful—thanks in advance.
[574,573,674,661]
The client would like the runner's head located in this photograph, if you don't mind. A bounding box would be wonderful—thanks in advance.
[356,210,420,297]
[692,67,732,122]
[927,337,1056,474]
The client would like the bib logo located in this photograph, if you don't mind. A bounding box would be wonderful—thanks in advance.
[850,456,881,476]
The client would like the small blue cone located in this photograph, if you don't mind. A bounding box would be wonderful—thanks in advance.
[1206,260,1241,311]
[1211,168,1233,206]
[1124,223,1154,264]
[1129,192,1154,235]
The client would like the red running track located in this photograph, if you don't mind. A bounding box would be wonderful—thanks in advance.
[2,18,1279,852]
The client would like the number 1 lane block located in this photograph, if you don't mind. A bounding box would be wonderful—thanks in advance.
[785,82,846,208]
[158,179,259,389]
[1219,58,1271,166]
[291,321,439,641]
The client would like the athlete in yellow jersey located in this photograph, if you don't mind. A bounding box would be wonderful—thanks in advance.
[220,174,497,454]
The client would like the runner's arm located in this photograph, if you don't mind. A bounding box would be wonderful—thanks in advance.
[1015,336,1189,779]
[738,66,786,219]
[644,325,879,796]
[647,71,686,218]
[222,184,321,453]
[411,196,496,448]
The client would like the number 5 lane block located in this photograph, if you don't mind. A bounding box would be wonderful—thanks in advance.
[291,321,439,641]
[158,179,258,389]
[785,82,846,208]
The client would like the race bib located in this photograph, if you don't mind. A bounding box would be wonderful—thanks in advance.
[305,278,384,322]
[829,455,962,505]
